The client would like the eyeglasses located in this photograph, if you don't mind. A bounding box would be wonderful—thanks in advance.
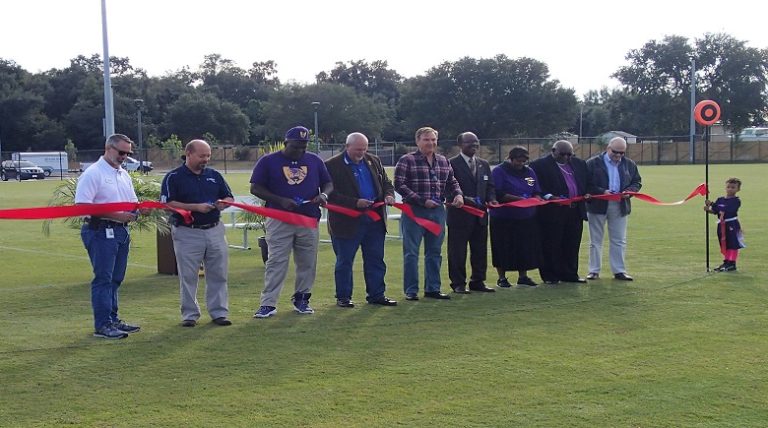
[110,146,133,156]
[556,152,573,157]
[609,149,625,155]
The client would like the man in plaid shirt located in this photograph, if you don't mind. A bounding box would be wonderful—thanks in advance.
[394,127,464,301]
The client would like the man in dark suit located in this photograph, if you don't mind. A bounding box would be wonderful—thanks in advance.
[325,132,398,307]
[447,132,497,293]
[529,140,589,285]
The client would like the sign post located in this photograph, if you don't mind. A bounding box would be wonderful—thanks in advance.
[694,100,721,271]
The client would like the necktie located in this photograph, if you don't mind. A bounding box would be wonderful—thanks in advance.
[468,158,476,175]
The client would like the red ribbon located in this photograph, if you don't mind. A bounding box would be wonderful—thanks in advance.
[491,183,708,209]
[0,201,193,224]
[220,201,319,229]
[324,203,382,221]
[391,202,443,236]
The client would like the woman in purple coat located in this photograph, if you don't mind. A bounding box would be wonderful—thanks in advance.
[705,177,745,272]
[490,146,543,287]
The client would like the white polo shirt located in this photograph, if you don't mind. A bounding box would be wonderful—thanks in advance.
[75,157,138,204]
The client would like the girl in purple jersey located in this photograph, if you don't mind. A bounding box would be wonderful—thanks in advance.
[705,178,745,272]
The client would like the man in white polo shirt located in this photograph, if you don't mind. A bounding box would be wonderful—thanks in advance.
[75,134,141,339]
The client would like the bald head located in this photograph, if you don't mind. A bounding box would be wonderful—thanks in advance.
[185,139,210,154]
[345,132,369,162]
[184,139,212,173]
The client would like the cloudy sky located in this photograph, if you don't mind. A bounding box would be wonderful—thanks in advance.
[3,0,766,97]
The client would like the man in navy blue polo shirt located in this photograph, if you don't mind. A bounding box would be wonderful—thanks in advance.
[161,139,234,327]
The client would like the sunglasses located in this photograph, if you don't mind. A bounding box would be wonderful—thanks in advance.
[556,152,573,157]
[609,149,625,155]
[110,146,134,156]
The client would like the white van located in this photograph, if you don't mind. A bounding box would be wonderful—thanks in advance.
[11,152,69,176]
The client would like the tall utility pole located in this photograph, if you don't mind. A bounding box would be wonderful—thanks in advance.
[101,0,115,137]
[135,99,144,173]
[689,59,696,164]
[312,101,320,154]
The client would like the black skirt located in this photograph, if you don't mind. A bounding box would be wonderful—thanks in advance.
[490,216,542,271]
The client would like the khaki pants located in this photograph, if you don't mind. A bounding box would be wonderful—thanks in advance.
[171,223,229,321]
[260,218,319,307]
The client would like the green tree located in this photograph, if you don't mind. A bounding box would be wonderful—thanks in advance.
[613,33,768,134]
[0,59,65,151]
[399,55,578,139]
[262,82,392,144]
[165,92,250,144]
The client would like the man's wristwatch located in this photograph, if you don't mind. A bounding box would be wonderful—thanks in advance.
[319,193,329,200]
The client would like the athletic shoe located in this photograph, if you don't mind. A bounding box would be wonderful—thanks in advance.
[293,300,315,314]
[94,325,128,340]
[497,277,512,288]
[723,263,737,272]
[112,320,140,334]
[253,306,277,318]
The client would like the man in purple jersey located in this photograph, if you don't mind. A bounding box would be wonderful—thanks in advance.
[250,126,333,318]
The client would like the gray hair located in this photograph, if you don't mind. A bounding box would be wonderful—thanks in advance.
[105,134,134,148]
[345,132,369,146]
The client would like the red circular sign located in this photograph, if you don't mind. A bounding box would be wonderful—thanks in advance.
[694,100,721,126]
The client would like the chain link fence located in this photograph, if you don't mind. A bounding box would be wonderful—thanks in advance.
[2,134,767,177]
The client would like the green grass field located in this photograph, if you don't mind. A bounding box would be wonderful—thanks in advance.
[1,164,767,427]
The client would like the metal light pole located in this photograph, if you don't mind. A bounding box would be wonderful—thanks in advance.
[101,0,115,137]
[134,99,144,173]
[312,101,320,154]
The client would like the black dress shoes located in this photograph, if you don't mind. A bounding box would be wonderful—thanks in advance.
[336,300,355,308]
[614,273,634,281]
[586,272,599,280]
[181,319,197,327]
[212,317,232,326]
[452,286,471,294]
[469,283,496,292]
[405,293,419,301]
[369,297,398,306]
[563,277,587,284]
[423,291,451,299]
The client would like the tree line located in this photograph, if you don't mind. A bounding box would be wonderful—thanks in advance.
[0,32,766,153]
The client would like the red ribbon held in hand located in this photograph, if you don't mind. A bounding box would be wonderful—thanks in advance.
[0,201,193,224]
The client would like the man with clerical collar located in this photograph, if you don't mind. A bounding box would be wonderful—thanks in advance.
[529,140,590,285]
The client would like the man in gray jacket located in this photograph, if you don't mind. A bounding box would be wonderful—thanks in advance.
[585,137,642,281]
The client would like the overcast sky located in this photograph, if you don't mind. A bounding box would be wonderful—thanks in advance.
[3,0,766,97]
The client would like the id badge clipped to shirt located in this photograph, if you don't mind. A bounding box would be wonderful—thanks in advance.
[105,227,115,239]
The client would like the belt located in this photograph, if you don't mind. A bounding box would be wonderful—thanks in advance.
[177,221,219,230]
[85,217,128,228]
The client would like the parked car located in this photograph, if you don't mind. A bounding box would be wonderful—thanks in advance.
[737,127,768,142]
[1,160,46,181]
[123,156,153,172]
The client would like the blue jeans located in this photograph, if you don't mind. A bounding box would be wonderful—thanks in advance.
[331,216,387,302]
[401,205,446,295]
[81,225,130,330]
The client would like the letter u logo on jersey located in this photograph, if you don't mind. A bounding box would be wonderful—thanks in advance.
[283,166,308,185]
